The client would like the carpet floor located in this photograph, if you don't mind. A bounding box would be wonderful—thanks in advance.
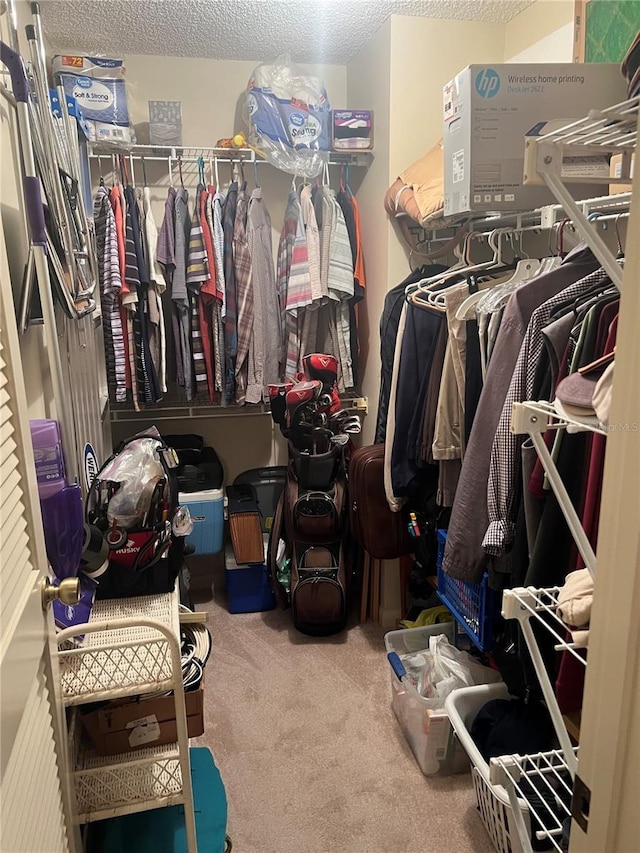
[190,565,494,853]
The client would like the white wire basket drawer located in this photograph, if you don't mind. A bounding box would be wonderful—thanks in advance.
[74,740,184,821]
[58,591,180,705]
[490,750,578,853]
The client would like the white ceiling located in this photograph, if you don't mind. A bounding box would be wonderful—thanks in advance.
[40,0,534,65]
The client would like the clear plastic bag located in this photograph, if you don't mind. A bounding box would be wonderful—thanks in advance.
[102,429,165,529]
[245,54,331,178]
[401,634,501,709]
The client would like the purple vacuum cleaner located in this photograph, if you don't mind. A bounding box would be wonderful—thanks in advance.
[1,39,84,579]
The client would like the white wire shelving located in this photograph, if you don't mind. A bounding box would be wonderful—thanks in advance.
[496,84,639,837]
[510,399,609,577]
[88,142,373,169]
[490,749,578,853]
[523,95,638,288]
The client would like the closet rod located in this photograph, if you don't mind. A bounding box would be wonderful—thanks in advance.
[414,191,632,245]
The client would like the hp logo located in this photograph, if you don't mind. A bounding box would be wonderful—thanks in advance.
[475,68,500,99]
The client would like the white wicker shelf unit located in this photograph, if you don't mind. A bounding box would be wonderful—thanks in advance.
[56,587,198,852]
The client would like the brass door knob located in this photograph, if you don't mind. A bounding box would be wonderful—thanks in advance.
[41,576,81,610]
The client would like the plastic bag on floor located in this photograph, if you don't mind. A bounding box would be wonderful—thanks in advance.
[401,634,501,706]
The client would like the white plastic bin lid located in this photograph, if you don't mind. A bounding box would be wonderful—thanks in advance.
[179,488,224,502]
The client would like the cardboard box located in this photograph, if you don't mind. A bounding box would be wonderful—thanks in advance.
[443,63,626,217]
[332,110,373,150]
[80,684,204,755]
[609,152,635,195]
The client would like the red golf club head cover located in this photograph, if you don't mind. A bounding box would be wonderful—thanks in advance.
[285,380,323,427]
[302,353,338,392]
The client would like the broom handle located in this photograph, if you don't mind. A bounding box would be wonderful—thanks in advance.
[0,40,78,483]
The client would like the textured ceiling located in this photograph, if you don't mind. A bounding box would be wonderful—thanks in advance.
[40,0,534,64]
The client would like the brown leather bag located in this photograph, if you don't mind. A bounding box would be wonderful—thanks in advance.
[348,445,413,560]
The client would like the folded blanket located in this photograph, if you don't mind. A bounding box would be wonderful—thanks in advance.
[557,569,594,647]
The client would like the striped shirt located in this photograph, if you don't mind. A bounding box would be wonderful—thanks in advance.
[234,185,253,405]
[94,187,126,403]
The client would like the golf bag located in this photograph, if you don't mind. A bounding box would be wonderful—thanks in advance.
[268,442,352,636]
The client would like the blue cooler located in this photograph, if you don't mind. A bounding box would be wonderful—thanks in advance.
[225,536,276,614]
[179,489,224,555]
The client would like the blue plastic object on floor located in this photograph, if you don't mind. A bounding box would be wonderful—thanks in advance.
[88,747,227,853]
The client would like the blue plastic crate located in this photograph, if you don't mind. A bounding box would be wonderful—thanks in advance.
[436,530,500,652]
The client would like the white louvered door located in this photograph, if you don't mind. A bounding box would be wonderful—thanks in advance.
[0,223,78,852]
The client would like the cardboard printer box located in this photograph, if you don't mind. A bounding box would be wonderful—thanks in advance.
[80,683,204,755]
[443,63,627,216]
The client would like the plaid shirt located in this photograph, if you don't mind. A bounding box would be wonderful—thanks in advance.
[483,266,610,555]
[233,186,253,405]
[247,187,280,400]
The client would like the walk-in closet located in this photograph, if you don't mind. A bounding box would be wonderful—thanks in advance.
[1,1,639,852]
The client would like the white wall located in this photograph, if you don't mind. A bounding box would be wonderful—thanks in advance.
[347,19,392,446]
[504,0,575,62]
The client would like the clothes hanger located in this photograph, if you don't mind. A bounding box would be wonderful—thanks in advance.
[404,229,474,298]
[214,156,220,191]
[453,228,515,320]
[614,212,625,259]
[168,155,174,188]
[345,164,353,198]
[129,155,136,189]
[254,158,260,188]
[141,156,148,189]
[409,229,490,309]
[197,155,206,189]
[178,155,185,188]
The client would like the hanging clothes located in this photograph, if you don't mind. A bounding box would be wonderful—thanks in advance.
[124,184,161,404]
[110,184,133,396]
[93,186,126,403]
[315,186,341,383]
[222,181,238,404]
[233,183,253,405]
[246,186,280,402]
[442,246,601,584]
[173,187,193,401]
[157,186,179,388]
[276,191,302,380]
[186,191,211,397]
[337,188,364,386]
[208,189,226,397]
[375,265,447,443]
[198,187,218,402]
[143,186,167,394]
[327,192,355,390]
[298,184,322,362]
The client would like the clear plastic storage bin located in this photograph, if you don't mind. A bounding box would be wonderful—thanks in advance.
[384,622,470,777]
